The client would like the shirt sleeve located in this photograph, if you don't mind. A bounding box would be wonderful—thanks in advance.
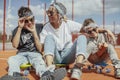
[67,20,82,33]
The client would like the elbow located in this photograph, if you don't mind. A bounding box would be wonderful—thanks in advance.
[12,43,18,48]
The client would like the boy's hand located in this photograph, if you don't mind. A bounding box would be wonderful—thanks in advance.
[26,22,36,33]
[18,17,25,28]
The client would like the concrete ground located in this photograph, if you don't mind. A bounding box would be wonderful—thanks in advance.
[0,48,120,80]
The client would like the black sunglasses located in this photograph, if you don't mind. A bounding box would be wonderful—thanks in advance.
[87,28,97,34]
[25,16,34,23]
[46,10,58,16]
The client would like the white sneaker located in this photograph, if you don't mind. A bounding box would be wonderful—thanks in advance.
[114,61,120,78]
[112,59,120,78]
[41,68,67,80]
[115,68,120,78]
[71,68,82,80]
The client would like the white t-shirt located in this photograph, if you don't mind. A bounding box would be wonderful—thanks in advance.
[40,20,82,50]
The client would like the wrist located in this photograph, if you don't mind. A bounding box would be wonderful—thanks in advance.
[18,26,23,29]
[18,27,23,30]
[32,31,37,35]
[103,29,107,32]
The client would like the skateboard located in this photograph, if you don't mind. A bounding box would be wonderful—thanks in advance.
[55,64,68,68]
[20,63,32,76]
[87,61,112,73]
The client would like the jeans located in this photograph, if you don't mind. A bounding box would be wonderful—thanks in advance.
[8,52,47,77]
[107,44,119,60]
[44,35,87,64]
[87,43,119,62]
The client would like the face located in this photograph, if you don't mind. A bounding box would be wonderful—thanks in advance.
[46,6,59,23]
[85,27,98,38]
[24,16,34,28]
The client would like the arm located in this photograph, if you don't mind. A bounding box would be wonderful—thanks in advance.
[32,30,43,55]
[26,23,43,55]
[68,20,82,33]
[97,28,116,44]
[12,27,22,48]
[12,17,25,48]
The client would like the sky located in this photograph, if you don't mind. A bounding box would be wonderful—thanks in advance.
[0,0,120,35]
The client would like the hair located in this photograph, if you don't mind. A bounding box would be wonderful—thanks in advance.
[18,6,33,18]
[83,18,95,27]
[80,18,95,33]
[50,2,67,22]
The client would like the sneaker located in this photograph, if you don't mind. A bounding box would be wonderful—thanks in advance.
[0,73,29,80]
[71,68,82,80]
[71,63,84,80]
[13,72,29,80]
[0,74,15,80]
[112,59,120,78]
[114,68,120,79]
[41,68,67,80]
[15,76,29,80]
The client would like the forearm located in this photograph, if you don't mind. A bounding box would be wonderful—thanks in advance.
[12,27,22,48]
[32,31,43,54]
[97,28,106,33]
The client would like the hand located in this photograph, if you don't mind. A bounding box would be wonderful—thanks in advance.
[18,17,25,28]
[98,42,108,49]
[26,22,36,33]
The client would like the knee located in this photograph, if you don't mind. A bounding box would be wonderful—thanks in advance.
[77,35,87,42]
[8,56,16,64]
[45,35,55,42]
[45,35,54,41]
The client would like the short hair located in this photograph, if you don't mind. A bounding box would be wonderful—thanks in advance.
[80,18,95,33]
[18,6,33,18]
[83,18,95,27]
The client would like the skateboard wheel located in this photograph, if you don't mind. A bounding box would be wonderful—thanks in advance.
[88,65,91,70]
[97,69,102,73]
[105,68,111,73]
[23,70,29,76]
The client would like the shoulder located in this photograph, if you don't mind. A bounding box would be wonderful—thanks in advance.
[65,20,82,28]
[66,20,81,25]
[12,27,19,33]
[42,22,52,30]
